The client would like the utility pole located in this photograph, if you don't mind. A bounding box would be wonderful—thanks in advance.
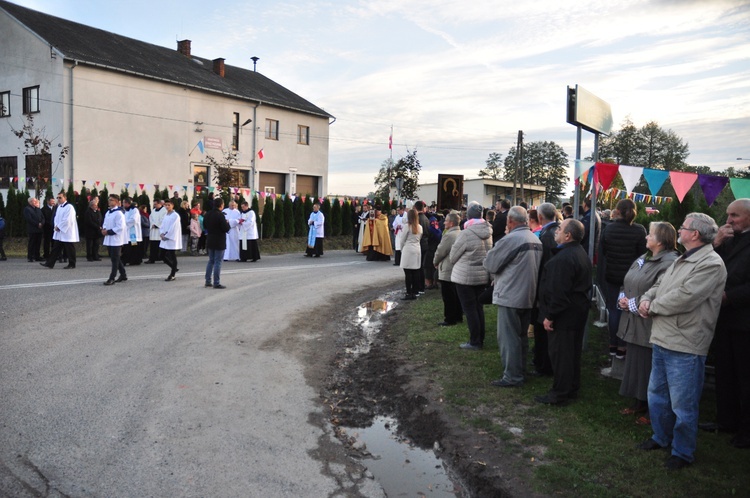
[512,130,523,204]
[519,131,525,205]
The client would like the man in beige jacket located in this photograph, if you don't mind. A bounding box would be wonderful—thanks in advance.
[637,213,727,470]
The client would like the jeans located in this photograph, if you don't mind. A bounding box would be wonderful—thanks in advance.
[497,306,531,384]
[455,283,486,346]
[205,249,225,285]
[648,344,706,463]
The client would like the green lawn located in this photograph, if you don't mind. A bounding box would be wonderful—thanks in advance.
[395,292,750,497]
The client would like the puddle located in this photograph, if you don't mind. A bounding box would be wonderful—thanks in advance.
[343,416,463,497]
[345,299,398,355]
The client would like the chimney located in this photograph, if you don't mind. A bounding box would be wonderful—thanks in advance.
[212,58,225,78]
[177,39,191,58]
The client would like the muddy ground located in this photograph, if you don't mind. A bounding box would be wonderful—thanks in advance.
[278,285,547,498]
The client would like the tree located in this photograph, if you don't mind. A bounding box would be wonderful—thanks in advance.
[341,200,352,236]
[478,152,503,180]
[11,114,69,199]
[5,185,20,237]
[598,118,689,170]
[331,198,342,236]
[205,149,240,189]
[321,198,332,237]
[0,191,5,218]
[283,195,294,237]
[274,196,285,239]
[504,141,569,204]
[261,196,275,239]
[373,149,422,201]
[293,197,305,236]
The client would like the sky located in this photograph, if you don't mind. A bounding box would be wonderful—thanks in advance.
[11,0,750,197]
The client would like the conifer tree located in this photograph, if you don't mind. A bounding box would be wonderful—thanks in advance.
[303,196,314,226]
[0,191,5,218]
[293,197,305,236]
[65,182,76,206]
[341,200,352,236]
[18,188,31,237]
[331,198,342,236]
[77,186,89,233]
[274,196,285,239]
[321,198,332,237]
[251,195,259,214]
[261,196,275,239]
[283,195,294,237]
[6,185,19,236]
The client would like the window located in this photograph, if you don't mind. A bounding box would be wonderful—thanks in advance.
[265,119,279,140]
[232,112,240,150]
[25,154,51,189]
[193,165,209,186]
[23,86,39,114]
[0,156,18,189]
[229,168,249,187]
[0,91,9,117]
[297,125,309,145]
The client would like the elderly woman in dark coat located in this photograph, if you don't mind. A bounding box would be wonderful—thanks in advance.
[616,221,679,419]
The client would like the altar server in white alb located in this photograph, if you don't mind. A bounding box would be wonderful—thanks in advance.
[41,190,79,269]
[101,194,127,285]
[305,201,325,257]
[223,200,241,261]
[122,197,142,266]
[159,199,182,281]
[238,201,260,262]
[392,205,406,266]
[145,198,165,263]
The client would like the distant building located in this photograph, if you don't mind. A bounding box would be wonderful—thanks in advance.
[415,177,546,209]
[0,0,333,198]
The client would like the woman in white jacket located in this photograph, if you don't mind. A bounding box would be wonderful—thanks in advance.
[398,208,422,300]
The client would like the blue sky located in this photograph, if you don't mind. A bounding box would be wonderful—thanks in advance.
[13,0,750,197]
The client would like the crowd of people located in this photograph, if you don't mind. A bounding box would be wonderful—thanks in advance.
[10,191,263,286]
[3,190,749,470]
[381,196,750,470]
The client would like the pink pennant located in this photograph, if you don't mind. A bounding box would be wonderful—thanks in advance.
[139,183,145,190]
[669,171,698,203]
[109,182,115,189]
[96,181,100,187]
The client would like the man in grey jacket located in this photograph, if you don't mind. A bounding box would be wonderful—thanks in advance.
[433,212,462,326]
[637,212,727,470]
[484,206,542,387]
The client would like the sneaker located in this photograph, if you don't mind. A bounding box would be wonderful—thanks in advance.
[615,349,626,360]
[459,342,481,350]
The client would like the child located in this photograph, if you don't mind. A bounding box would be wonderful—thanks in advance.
[0,214,6,261]
[189,212,201,255]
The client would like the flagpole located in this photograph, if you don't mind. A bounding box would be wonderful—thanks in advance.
[389,124,394,202]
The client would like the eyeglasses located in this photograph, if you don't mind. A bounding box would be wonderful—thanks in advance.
[678,226,698,232]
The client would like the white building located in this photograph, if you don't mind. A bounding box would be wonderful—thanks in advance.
[415,177,546,209]
[0,0,333,199]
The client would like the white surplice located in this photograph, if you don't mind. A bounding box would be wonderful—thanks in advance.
[223,207,241,260]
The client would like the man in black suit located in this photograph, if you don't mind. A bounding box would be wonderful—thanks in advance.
[707,199,750,448]
[535,218,592,405]
[492,199,510,246]
[41,196,55,259]
[531,203,560,377]
[23,197,44,262]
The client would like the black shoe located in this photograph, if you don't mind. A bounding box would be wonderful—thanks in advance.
[103,279,115,286]
[205,282,213,288]
[664,455,691,470]
[491,379,522,388]
[144,261,155,264]
[313,255,321,258]
[63,265,75,269]
[40,263,52,268]
[402,294,416,300]
[0,257,6,261]
[637,438,665,451]
[34,258,45,262]
[93,258,102,261]
[730,435,750,449]
[87,258,93,262]
[438,321,456,327]
[213,284,226,289]
[535,394,567,405]
[115,275,127,283]
[165,275,176,281]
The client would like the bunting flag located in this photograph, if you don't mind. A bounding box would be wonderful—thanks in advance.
[642,168,669,196]
[698,175,729,206]
[168,184,173,191]
[109,182,115,189]
[669,171,698,203]
[594,162,619,191]
[301,195,306,202]
[260,191,266,198]
[196,185,202,193]
[182,185,188,192]
[244,189,251,198]
[139,183,144,190]
[96,180,101,187]
[618,165,643,194]
[730,178,750,199]
[81,180,87,186]
[208,186,215,193]
[124,182,130,190]
[574,160,594,181]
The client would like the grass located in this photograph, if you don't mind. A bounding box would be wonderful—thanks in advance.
[0,235,355,258]
[393,291,750,497]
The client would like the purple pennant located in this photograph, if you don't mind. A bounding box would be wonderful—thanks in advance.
[698,174,729,206]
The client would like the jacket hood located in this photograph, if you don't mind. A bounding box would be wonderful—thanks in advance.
[465,220,491,240]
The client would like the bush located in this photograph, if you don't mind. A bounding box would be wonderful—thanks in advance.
[261,195,275,239]
[293,197,305,236]
[283,195,294,237]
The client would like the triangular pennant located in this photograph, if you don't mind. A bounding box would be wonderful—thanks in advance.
[618,165,644,194]
[669,171,698,203]
[95,180,100,187]
[698,174,729,206]
[139,183,145,190]
[729,178,750,200]
[594,162,619,191]
[124,182,130,189]
[110,182,115,189]
[182,185,188,191]
[168,185,173,191]
[574,160,595,181]
[642,169,670,196]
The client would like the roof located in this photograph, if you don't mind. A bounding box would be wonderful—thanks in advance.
[0,0,333,119]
